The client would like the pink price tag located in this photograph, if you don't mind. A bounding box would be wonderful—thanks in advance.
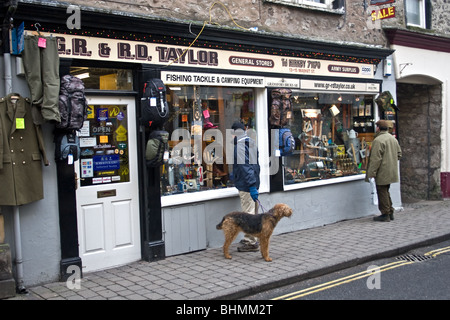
[203,109,210,118]
[38,37,47,48]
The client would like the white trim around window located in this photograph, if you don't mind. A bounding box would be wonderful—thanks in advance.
[264,0,340,13]
[405,0,426,28]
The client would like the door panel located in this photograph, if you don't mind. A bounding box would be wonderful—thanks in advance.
[81,203,105,253]
[75,96,140,272]
[112,200,133,248]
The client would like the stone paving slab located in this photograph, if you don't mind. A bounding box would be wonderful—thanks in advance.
[6,200,450,300]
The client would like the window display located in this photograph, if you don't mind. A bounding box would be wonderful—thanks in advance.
[160,86,255,196]
[274,91,376,185]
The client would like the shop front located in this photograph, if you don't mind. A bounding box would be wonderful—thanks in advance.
[2,4,397,285]
[53,32,397,263]
[159,66,397,255]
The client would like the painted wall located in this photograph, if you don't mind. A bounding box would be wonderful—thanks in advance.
[0,56,61,287]
[392,45,450,173]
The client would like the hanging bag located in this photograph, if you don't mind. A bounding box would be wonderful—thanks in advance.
[56,75,88,131]
[145,130,169,167]
[140,79,169,128]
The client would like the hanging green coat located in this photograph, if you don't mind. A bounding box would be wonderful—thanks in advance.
[0,93,49,206]
[365,130,402,185]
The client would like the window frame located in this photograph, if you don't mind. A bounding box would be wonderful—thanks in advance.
[160,86,270,208]
[405,0,427,29]
[263,0,343,14]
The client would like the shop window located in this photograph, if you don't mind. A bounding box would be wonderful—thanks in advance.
[70,67,133,91]
[161,86,255,196]
[276,92,376,185]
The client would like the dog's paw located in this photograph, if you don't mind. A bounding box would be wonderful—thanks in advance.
[264,257,272,262]
[225,254,232,259]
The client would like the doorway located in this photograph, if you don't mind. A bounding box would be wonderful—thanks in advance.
[74,96,140,272]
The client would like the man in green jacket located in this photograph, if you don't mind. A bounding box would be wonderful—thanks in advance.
[365,120,402,222]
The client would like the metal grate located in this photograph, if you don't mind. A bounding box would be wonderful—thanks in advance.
[396,254,433,262]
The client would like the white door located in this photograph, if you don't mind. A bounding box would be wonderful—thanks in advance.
[75,96,140,272]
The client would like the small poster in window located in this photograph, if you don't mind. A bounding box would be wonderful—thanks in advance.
[81,158,94,178]
[97,108,108,121]
[365,104,372,116]
[359,104,365,116]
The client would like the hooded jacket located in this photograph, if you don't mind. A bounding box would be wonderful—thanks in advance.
[232,132,260,192]
[365,130,402,185]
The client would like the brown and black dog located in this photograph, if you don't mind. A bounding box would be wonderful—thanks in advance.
[216,204,293,262]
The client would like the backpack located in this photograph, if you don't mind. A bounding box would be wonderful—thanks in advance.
[56,75,88,130]
[54,131,81,162]
[279,128,295,156]
[269,88,293,127]
[375,91,397,112]
[140,79,169,128]
[145,130,169,167]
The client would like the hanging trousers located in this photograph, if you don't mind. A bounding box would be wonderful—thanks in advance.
[22,35,61,124]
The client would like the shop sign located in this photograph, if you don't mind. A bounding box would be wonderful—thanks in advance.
[371,6,396,21]
[161,71,265,87]
[300,80,380,92]
[93,155,120,171]
[265,78,300,88]
[34,32,375,79]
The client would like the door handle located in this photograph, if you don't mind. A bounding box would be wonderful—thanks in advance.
[74,172,85,190]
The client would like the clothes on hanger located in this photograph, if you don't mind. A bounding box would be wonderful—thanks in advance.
[0,93,49,206]
[21,33,61,124]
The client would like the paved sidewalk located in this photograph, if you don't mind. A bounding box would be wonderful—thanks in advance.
[8,200,450,300]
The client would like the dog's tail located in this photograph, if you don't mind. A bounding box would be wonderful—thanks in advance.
[216,218,225,230]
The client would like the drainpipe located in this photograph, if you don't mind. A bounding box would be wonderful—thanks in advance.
[3,0,27,294]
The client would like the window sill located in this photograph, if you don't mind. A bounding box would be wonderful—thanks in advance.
[283,173,365,191]
[161,174,366,207]
[263,0,345,15]
[161,187,239,207]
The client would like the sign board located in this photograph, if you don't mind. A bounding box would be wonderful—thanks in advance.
[371,6,396,21]
[300,80,380,92]
[34,32,376,79]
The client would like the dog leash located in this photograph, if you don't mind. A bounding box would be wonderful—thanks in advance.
[256,199,267,214]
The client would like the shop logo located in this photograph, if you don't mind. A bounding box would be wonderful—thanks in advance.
[66,5,81,30]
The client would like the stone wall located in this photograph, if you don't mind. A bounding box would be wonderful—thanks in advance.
[430,0,450,34]
[57,0,390,47]
[382,0,450,35]
[397,83,442,201]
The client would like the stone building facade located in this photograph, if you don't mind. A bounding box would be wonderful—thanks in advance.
[381,0,450,200]
[58,0,390,45]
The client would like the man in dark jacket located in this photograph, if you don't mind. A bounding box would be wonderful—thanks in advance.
[232,121,260,252]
